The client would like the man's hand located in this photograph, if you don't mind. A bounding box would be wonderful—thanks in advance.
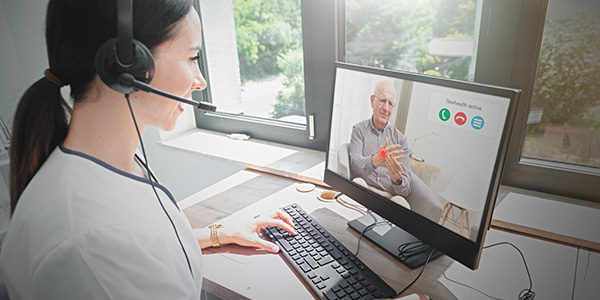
[371,138,405,182]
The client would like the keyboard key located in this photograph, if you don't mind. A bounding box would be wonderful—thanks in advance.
[323,290,337,300]
[318,255,334,266]
[304,256,319,269]
[298,262,311,273]
[332,252,342,261]
[278,239,293,252]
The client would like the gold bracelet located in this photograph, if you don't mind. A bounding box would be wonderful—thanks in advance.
[208,224,223,247]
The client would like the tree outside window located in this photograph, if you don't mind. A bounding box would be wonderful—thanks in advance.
[525,10,600,168]
[345,0,478,81]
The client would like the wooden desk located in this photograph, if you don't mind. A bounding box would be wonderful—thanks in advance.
[183,171,456,299]
[182,170,598,299]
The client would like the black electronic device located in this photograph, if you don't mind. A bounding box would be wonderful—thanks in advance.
[324,62,520,270]
[263,203,396,300]
[94,0,216,112]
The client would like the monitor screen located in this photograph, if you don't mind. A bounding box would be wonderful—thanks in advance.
[324,62,520,270]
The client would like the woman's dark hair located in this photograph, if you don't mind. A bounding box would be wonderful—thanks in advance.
[10,0,193,212]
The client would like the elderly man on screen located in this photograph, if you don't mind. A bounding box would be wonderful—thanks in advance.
[349,80,412,207]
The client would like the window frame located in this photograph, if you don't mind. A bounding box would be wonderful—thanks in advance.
[462,0,600,202]
[192,0,337,151]
[492,0,600,202]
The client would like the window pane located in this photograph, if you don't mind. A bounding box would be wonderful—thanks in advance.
[344,0,479,81]
[524,1,600,170]
[200,0,306,124]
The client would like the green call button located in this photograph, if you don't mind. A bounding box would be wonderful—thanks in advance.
[439,108,451,121]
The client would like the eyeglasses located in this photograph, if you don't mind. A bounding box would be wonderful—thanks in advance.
[374,95,395,108]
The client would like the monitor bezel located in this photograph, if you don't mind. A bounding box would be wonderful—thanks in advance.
[323,62,521,270]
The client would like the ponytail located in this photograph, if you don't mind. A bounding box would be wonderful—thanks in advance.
[10,76,70,212]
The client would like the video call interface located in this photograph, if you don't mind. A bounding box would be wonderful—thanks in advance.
[327,67,511,242]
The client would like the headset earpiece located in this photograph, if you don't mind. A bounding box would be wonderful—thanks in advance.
[95,37,155,94]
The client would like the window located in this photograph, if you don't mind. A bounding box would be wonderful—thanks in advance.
[208,0,305,122]
[501,0,600,202]
[342,0,479,81]
[524,4,600,170]
[338,0,600,201]
[193,0,336,150]
[194,0,599,201]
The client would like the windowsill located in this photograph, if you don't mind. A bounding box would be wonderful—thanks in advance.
[158,128,327,187]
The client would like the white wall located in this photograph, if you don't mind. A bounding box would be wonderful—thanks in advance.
[0,0,48,251]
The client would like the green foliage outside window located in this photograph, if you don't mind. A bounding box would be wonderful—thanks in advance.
[524,11,600,167]
[345,0,476,80]
[233,0,479,120]
[233,0,305,119]
[531,11,600,128]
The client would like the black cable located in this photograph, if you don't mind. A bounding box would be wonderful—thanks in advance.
[352,217,437,297]
[442,241,535,300]
[394,247,436,298]
[397,240,431,260]
[126,94,194,278]
[354,220,390,257]
[335,194,369,215]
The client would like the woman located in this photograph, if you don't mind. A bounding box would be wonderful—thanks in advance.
[0,0,295,299]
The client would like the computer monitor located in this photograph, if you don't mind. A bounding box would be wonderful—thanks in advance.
[324,62,520,270]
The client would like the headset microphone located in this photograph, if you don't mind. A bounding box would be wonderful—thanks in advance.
[118,73,216,112]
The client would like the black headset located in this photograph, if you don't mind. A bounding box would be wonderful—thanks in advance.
[94,0,203,278]
[94,0,216,111]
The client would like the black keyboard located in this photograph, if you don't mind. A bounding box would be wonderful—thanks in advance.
[263,203,396,300]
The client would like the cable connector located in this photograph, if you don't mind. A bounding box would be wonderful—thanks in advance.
[519,289,535,300]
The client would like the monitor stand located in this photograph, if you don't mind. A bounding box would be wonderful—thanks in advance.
[348,213,442,269]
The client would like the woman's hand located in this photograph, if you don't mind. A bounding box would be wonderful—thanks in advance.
[217,209,296,253]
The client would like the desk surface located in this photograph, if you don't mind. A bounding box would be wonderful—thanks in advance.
[182,170,598,300]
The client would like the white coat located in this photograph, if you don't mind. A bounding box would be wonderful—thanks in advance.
[0,144,203,299]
